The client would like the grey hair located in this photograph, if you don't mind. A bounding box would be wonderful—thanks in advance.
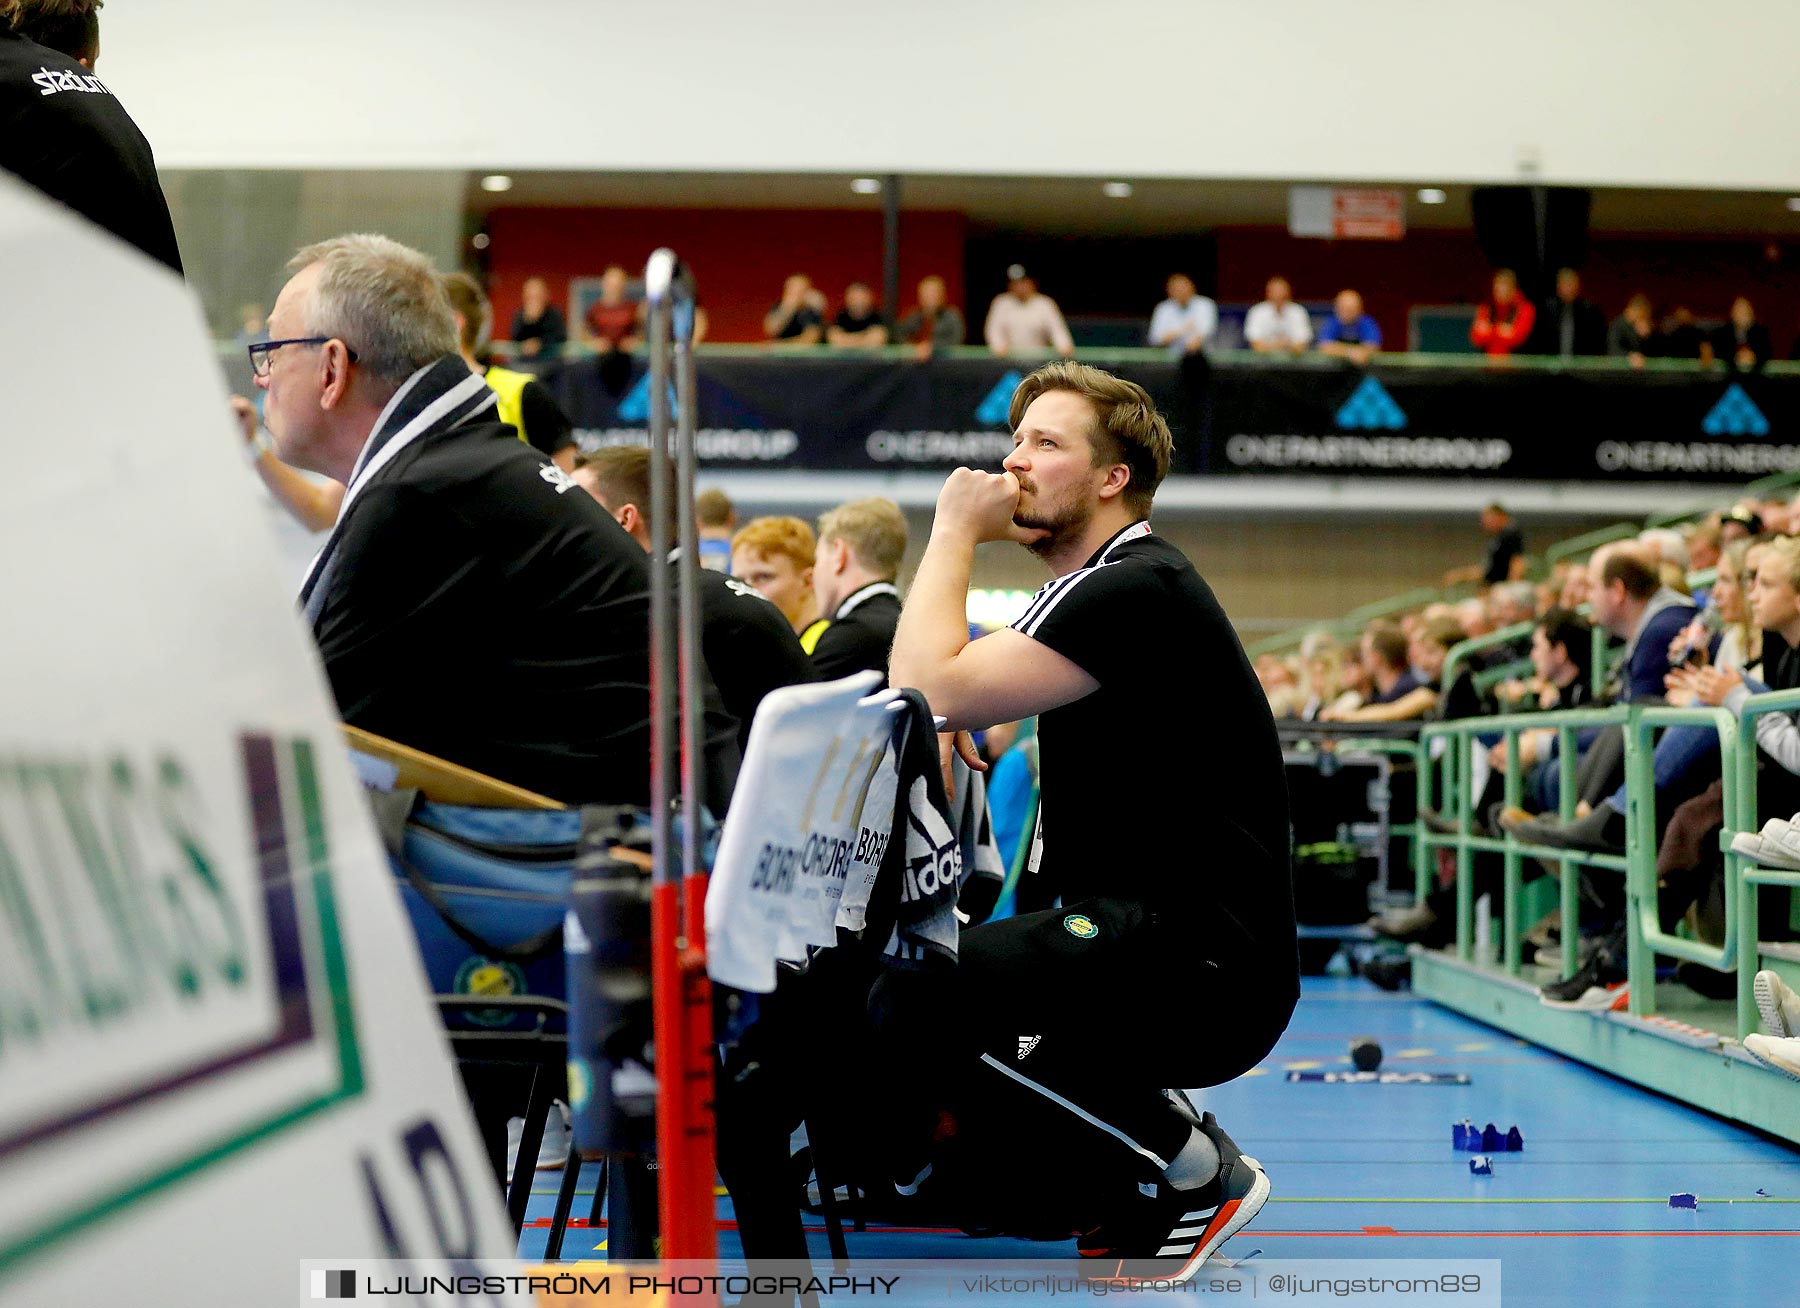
[1637,526,1689,570]
[285,234,457,389]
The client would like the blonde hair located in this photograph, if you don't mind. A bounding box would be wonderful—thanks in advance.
[1007,361,1173,517]
[731,516,817,571]
[287,234,457,389]
[817,498,907,579]
[440,271,491,356]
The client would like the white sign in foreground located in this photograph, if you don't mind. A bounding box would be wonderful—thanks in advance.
[0,174,523,1306]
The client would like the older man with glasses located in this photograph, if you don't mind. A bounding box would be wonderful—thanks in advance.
[252,232,734,807]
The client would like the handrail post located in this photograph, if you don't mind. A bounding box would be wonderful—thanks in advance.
[1501,728,1523,976]
[1557,725,1580,977]
[1622,706,1656,1016]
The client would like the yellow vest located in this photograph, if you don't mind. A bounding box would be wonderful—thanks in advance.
[483,365,533,444]
[800,619,830,655]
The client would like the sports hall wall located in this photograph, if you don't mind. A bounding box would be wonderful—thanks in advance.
[107,1,1800,189]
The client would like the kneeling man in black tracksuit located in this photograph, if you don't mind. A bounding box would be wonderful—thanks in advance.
[886,361,1297,1278]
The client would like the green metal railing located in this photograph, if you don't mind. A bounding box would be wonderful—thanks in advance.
[1413,688,1800,1039]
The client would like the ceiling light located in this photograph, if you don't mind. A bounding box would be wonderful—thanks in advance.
[1786,197,1800,212]
[850,177,882,194]
[1102,181,1133,198]
[1417,188,1447,205]
[480,174,513,193]
[471,233,490,250]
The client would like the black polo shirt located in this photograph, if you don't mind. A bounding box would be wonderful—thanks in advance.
[686,561,816,750]
[1482,525,1523,585]
[810,582,902,684]
[0,30,182,274]
[313,420,685,806]
[1009,522,1296,982]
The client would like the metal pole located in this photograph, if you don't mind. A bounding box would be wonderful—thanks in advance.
[642,249,717,1273]
[882,173,902,326]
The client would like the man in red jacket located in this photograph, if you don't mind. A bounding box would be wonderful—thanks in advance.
[1470,268,1535,356]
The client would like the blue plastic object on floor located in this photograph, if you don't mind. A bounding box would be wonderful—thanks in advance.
[1470,1156,1494,1176]
[1669,1192,1698,1210]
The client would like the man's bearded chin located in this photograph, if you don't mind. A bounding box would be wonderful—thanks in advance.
[1014,492,1092,558]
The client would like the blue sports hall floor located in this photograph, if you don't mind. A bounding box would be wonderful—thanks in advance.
[519,976,1800,1305]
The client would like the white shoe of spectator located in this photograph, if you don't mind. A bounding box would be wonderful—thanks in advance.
[1728,821,1800,871]
[1754,970,1800,1038]
[1744,1033,1800,1082]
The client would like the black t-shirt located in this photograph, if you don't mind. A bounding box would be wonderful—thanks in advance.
[313,420,724,806]
[1482,525,1523,584]
[692,564,816,750]
[833,308,886,335]
[769,303,824,339]
[518,378,576,457]
[511,305,567,352]
[810,583,901,684]
[1010,523,1296,982]
[0,31,181,274]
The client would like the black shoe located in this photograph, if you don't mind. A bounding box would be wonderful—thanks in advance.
[1077,1112,1270,1283]
[1417,806,1460,836]
[1539,951,1628,1011]
[1364,956,1412,991]
[1501,804,1627,854]
[1676,961,1737,1001]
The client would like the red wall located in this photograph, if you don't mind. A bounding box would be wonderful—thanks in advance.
[1214,226,1800,351]
[486,207,969,343]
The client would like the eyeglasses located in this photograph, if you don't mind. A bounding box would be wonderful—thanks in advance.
[247,336,360,379]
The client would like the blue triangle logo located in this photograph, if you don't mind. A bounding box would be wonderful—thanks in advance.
[1334,376,1407,431]
[1701,383,1769,437]
[975,370,1024,425]
[618,372,678,423]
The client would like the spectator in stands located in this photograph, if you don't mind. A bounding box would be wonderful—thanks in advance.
[1720,505,1763,544]
[730,516,829,652]
[1320,623,1416,718]
[696,487,736,573]
[1147,273,1217,355]
[1607,293,1660,367]
[896,274,965,358]
[1638,526,1689,574]
[984,265,1074,358]
[764,272,826,345]
[810,497,907,682]
[574,447,813,752]
[1243,276,1311,354]
[1315,289,1382,366]
[1487,580,1538,632]
[1687,520,1723,573]
[233,302,269,350]
[1492,607,1594,722]
[826,281,890,348]
[1716,296,1773,372]
[1443,502,1525,587]
[510,276,567,359]
[581,264,643,353]
[1469,269,1535,357]
[1661,305,1709,361]
[1326,619,1461,722]
[443,272,578,471]
[1528,267,1606,359]
[1590,544,1700,703]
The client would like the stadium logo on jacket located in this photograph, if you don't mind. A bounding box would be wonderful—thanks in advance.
[31,67,110,97]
